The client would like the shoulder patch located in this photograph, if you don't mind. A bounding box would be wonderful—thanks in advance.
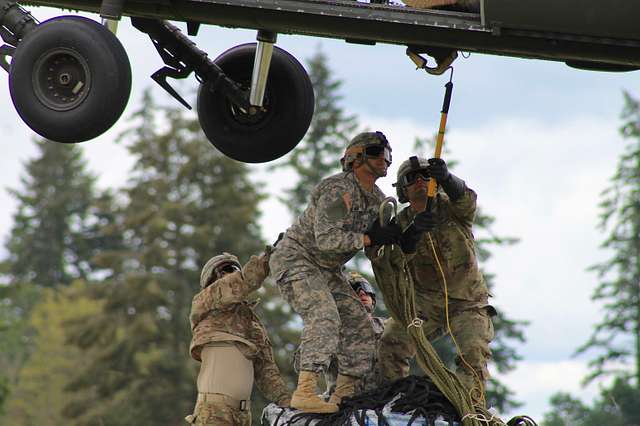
[326,193,349,221]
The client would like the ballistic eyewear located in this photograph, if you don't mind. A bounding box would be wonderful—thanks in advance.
[401,169,430,187]
[351,281,376,297]
[216,263,240,277]
[364,145,392,164]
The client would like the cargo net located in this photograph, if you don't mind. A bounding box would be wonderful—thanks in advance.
[277,375,460,426]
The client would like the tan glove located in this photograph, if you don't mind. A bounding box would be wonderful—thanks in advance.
[242,253,269,289]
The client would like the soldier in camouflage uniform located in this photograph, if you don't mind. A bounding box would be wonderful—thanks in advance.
[376,156,495,400]
[269,131,401,413]
[187,252,291,426]
[323,272,386,396]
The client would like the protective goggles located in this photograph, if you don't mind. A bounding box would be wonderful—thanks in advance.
[215,263,240,277]
[351,281,376,298]
[400,169,430,187]
[364,145,392,164]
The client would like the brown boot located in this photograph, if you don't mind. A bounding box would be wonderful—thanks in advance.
[328,374,359,406]
[291,371,339,413]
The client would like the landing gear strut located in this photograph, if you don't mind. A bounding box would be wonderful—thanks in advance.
[134,18,314,163]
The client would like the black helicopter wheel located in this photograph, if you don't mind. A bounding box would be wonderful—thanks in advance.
[9,15,132,143]
[197,43,314,163]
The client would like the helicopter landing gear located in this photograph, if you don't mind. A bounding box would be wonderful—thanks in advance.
[198,42,314,163]
[5,14,132,143]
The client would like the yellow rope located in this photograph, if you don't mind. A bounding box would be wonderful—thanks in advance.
[373,240,506,426]
[427,232,486,408]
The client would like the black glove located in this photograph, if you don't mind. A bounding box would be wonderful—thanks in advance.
[426,158,450,182]
[365,219,401,246]
[399,224,421,254]
[426,158,466,201]
[414,210,437,233]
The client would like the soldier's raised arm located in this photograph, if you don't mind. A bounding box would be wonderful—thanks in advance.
[190,253,262,329]
[426,158,476,226]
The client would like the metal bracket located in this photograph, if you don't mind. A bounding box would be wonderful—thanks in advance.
[131,17,251,111]
[406,46,457,76]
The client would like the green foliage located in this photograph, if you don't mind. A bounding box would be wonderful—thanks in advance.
[2,141,97,286]
[272,46,358,219]
[3,282,101,426]
[63,90,267,425]
[575,91,640,387]
[0,139,98,422]
[541,378,640,426]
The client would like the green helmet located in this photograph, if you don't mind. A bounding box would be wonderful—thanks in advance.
[199,253,241,289]
[346,271,376,306]
[341,131,392,172]
[394,156,430,203]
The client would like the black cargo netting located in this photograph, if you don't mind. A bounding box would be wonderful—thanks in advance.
[283,375,461,426]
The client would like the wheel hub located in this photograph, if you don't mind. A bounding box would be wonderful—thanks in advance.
[32,48,91,111]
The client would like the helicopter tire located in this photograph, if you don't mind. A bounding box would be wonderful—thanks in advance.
[197,43,314,163]
[9,15,132,143]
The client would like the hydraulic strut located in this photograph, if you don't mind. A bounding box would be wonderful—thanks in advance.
[0,0,37,72]
[131,17,251,111]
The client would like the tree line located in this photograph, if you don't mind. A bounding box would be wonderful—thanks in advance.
[0,48,635,426]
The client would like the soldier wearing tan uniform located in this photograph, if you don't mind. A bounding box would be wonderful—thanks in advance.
[269,131,401,413]
[376,156,495,399]
[187,252,290,426]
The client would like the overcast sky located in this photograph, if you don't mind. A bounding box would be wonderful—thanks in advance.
[1,7,639,422]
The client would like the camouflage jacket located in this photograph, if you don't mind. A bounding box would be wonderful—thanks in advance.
[396,185,488,302]
[189,255,289,403]
[278,171,386,270]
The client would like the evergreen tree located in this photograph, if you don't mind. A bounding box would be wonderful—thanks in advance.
[3,282,101,426]
[2,141,97,286]
[574,91,640,388]
[541,379,640,426]
[63,91,267,425]
[0,140,97,421]
[273,46,358,219]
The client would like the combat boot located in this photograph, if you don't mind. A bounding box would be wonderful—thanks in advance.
[328,374,359,405]
[291,371,339,413]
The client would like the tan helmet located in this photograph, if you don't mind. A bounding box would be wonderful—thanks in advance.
[341,131,392,172]
[394,156,430,203]
[199,253,241,289]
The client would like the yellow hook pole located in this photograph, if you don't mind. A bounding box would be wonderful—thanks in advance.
[427,69,454,201]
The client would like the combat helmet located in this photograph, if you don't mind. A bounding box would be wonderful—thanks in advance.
[341,131,392,175]
[199,253,241,289]
[346,271,376,307]
[394,156,430,203]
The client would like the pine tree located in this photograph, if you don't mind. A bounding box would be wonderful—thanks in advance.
[272,46,358,219]
[541,379,640,426]
[0,140,97,421]
[575,91,640,388]
[63,91,267,425]
[3,282,101,426]
[3,141,97,286]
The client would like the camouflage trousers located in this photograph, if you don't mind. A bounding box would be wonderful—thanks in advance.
[378,295,494,394]
[186,393,251,426]
[270,249,375,377]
